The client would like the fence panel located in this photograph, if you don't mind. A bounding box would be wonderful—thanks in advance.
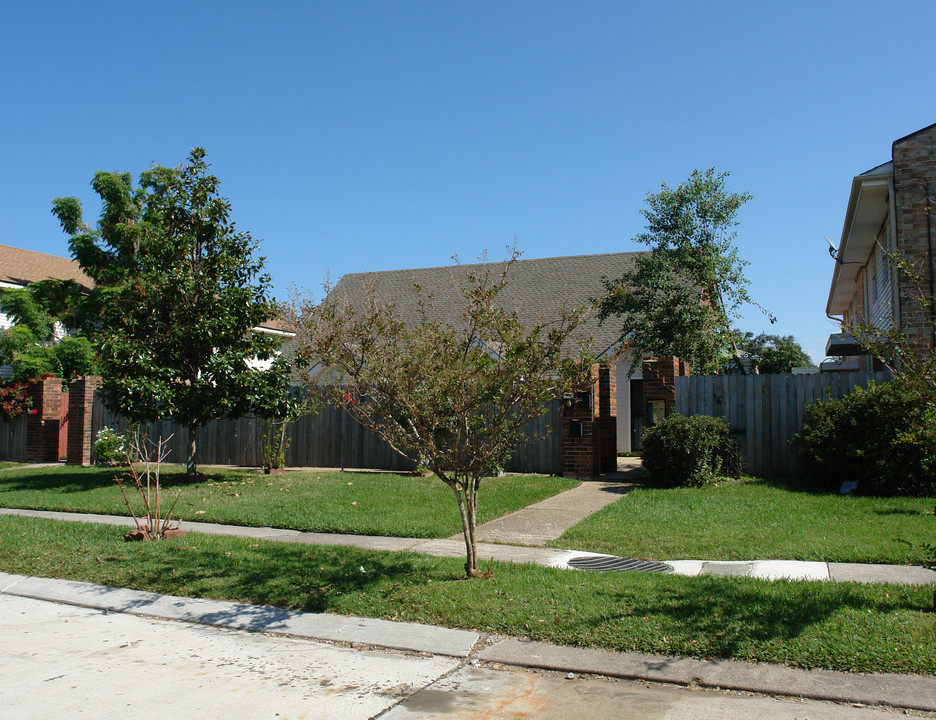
[675,371,890,477]
[0,416,27,461]
[90,390,563,474]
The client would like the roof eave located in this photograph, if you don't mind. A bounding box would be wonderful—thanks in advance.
[826,169,892,316]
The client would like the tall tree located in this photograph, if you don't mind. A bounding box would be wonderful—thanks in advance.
[734,332,813,374]
[599,168,773,374]
[295,251,593,578]
[52,148,281,476]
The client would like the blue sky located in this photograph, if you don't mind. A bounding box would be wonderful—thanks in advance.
[3,1,935,364]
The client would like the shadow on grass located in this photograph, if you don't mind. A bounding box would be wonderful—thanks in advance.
[116,540,428,618]
[0,466,244,494]
[588,575,913,660]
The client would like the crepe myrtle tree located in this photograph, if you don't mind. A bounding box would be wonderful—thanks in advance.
[294,251,594,577]
[51,148,281,476]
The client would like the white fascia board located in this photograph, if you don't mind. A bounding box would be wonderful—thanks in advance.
[252,326,296,338]
[826,172,891,316]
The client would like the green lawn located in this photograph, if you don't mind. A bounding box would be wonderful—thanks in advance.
[555,477,936,566]
[0,464,578,538]
[0,462,23,470]
[1,514,933,676]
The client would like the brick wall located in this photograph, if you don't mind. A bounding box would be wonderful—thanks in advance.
[560,362,619,478]
[641,355,689,421]
[25,376,63,463]
[892,125,936,350]
[67,376,103,466]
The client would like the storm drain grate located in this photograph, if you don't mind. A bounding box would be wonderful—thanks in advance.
[567,555,672,574]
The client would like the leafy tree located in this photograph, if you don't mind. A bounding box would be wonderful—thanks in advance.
[294,251,593,577]
[51,148,281,476]
[599,168,773,374]
[732,332,813,374]
[0,279,96,382]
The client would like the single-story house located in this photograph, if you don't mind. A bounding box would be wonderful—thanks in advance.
[825,122,936,369]
[324,251,653,454]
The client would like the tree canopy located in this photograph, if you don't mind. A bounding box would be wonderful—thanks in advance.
[294,251,593,577]
[0,278,96,382]
[51,148,283,475]
[598,168,773,374]
[733,332,814,374]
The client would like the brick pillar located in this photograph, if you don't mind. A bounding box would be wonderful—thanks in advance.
[25,376,63,463]
[67,375,103,466]
[641,356,689,428]
[596,363,617,473]
[560,361,626,478]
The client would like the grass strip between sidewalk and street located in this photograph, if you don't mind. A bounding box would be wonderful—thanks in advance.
[1,514,934,677]
[555,477,936,567]
[0,465,578,538]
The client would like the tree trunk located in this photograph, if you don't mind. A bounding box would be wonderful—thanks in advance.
[451,481,479,577]
[186,424,197,476]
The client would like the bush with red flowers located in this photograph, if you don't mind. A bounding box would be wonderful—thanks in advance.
[0,381,37,422]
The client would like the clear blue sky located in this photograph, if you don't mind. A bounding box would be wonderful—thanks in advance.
[4,1,935,364]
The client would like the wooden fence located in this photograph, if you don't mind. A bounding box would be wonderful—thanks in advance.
[0,416,27,461]
[674,371,891,478]
[91,393,563,474]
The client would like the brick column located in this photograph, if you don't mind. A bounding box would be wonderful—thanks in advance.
[67,375,103,466]
[596,363,617,473]
[562,363,615,479]
[25,376,63,463]
[641,356,689,426]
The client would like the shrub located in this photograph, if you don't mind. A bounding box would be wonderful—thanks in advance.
[11,345,61,383]
[93,426,128,465]
[0,381,37,422]
[641,413,741,487]
[794,381,936,497]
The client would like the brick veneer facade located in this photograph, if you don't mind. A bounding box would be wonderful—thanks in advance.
[25,376,64,463]
[892,126,936,350]
[67,375,103,465]
[641,355,689,421]
[561,362,618,478]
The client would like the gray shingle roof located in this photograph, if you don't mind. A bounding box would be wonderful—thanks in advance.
[328,251,647,356]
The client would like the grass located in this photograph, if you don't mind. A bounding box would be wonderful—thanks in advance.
[0,462,23,470]
[1,514,933,676]
[555,477,936,566]
[0,464,578,538]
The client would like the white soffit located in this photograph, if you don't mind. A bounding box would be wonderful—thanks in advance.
[827,173,891,315]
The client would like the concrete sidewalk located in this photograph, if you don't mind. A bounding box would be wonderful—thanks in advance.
[2,571,935,714]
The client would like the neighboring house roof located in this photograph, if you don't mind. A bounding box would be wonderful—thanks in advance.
[327,251,647,357]
[0,244,93,290]
[254,317,297,336]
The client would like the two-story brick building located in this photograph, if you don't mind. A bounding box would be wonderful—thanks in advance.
[826,123,936,367]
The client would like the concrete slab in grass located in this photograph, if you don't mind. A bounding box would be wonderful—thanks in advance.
[828,562,936,586]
